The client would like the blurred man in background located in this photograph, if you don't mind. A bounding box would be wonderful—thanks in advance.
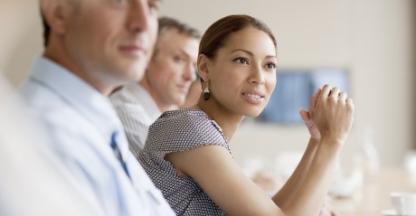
[111,17,200,156]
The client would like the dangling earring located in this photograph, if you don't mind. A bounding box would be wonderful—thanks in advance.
[203,85,210,101]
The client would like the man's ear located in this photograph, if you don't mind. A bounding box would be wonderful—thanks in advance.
[40,0,72,35]
[197,54,211,82]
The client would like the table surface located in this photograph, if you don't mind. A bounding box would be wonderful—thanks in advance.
[331,168,416,216]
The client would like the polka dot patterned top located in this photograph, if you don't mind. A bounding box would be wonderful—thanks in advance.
[139,108,230,216]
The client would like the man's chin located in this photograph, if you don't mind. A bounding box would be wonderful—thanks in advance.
[121,63,147,81]
[166,96,184,107]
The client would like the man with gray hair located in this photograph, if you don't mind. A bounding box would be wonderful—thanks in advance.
[20,0,174,215]
[111,17,200,156]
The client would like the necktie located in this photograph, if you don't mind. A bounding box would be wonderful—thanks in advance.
[110,131,131,179]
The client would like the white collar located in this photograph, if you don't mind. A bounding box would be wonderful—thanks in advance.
[29,56,122,136]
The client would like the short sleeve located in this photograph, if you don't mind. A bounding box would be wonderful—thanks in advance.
[143,110,229,156]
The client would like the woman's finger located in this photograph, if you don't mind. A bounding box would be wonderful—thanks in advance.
[339,92,347,102]
[328,87,340,100]
[313,88,322,109]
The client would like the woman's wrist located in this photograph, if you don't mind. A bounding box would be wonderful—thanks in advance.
[309,137,320,146]
[319,136,344,150]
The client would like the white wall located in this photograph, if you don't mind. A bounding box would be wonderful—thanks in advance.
[0,0,413,167]
[160,0,415,168]
[0,0,42,85]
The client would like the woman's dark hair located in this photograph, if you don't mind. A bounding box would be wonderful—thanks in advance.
[199,15,277,59]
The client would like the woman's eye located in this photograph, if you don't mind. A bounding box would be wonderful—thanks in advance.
[265,62,277,70]
[233,57,249,65]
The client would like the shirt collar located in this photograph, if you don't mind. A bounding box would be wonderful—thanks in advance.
[125,83,161,121]
[29,56,122,136]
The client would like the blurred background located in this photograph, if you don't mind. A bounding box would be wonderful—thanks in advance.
[0,0,414,172]
[161,0,416,173]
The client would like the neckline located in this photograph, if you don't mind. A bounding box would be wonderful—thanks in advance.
[182,108,230,143]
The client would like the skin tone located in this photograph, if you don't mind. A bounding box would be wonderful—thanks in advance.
[198,27,278,140]
[182,79,202,108]
[166,26,354,216]
[41,0,160,96]
[140,28,199,111]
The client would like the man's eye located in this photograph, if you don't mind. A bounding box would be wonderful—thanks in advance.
[109,0,128,7]
[148,0,161,13]
[113,0,128,4]
[173,56,184,63]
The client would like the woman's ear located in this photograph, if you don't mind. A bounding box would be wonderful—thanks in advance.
[197,54,210,82]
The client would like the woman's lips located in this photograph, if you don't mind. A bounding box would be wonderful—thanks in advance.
[242,92,265,105]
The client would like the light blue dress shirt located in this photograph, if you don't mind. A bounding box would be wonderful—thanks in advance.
[20,57,175,216]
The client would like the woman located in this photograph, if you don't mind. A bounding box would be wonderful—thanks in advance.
[139,15,354,216]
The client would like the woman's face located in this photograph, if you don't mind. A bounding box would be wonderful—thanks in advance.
[204,27,277,117]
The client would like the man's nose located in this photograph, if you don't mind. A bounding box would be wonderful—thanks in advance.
[183,64,196,81]
[126,1,152,33]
